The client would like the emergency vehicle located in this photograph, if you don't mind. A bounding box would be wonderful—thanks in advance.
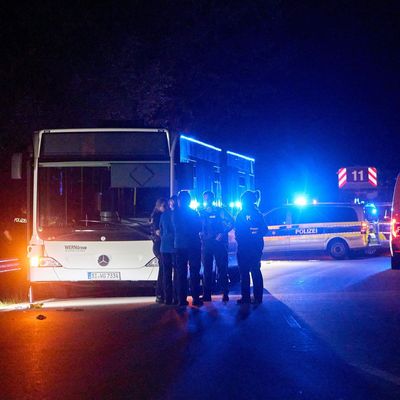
[364,202,391,252]
[390,174,400,269]
[264,203,379,259]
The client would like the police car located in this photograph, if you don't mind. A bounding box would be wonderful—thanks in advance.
[391,174,400,269]
[263,203,379,259]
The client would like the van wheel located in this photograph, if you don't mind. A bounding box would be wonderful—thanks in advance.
[391,255,400,270]
[328,239,349,260]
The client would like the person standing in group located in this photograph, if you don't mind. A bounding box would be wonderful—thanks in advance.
[159,195,178,305]
[200,191,234,302]
[168,195,179,304]
[172,190,203,307]
[235,190,267,305]
[150,198,168,303]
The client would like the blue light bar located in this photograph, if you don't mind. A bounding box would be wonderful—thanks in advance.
[226,150,255,162]
[180,135,222,152]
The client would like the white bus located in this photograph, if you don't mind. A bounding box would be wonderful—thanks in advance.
[17,128,254,300]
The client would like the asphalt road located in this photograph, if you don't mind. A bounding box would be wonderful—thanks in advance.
[1,257,400,399]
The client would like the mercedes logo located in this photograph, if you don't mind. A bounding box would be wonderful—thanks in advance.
[97,255,110,267]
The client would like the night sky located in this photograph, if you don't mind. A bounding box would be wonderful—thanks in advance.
[1,1,399,208]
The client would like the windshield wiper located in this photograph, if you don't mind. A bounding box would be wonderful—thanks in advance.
[77,219,150,235]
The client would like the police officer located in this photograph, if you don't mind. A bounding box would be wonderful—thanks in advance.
[172,190,203,307]
[235,191,267,305]
[159,196,178,305]
[150,198,168,303]
[200,191,234,302]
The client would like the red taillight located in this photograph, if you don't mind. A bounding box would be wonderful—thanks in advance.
[361,222,368,234]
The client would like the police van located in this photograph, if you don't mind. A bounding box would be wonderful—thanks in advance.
[364,202,392,252]
[390,174,400,269]
[264,203,379,259]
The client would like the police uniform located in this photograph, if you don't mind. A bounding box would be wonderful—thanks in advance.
[200,206,233,301]
[235,204,267,303]
[159,209,178,305]
[172,206,202,306]
[150,209,164,302]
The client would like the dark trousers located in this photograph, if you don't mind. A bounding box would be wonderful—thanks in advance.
[161,252,178,303]
[176,247,201,303]
[237,242,264,302]
[202,240,229,298]
[153,241,164,300]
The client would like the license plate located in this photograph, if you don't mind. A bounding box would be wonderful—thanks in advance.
[88,272,121,280]
[370,233,376,238]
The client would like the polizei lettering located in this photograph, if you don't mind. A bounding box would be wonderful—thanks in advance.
[295,228,318,235]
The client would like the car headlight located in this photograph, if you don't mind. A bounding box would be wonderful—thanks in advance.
[145,257,159,268]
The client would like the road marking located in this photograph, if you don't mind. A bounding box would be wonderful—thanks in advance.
[284,314,302,329]
[0,258,20,273]
[0,267,20,273]
[349,362,400,386]
[0,303,30,312]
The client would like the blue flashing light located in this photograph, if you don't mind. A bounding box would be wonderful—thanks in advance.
[312,199,318,205]
[294,196,307,206]
[226,150,255,162]
[229,202,235,208]
[235,201,242,209]
[190,200,199,210]
[180,135,222,152]
[372,208,377,215]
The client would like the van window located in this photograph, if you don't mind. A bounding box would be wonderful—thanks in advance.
[265,208,287,226]
[291,206,358,224]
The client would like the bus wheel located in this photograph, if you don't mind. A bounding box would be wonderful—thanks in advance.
[391,255,400,270]
[328,239,349,260]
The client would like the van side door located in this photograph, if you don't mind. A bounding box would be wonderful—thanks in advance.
[289,207,324,251]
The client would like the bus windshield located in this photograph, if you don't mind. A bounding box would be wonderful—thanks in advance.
[39,131,170,161]
[38,166,169,241]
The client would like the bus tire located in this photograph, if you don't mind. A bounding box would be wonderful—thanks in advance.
[391,255,400,270]
[328,239,349,260]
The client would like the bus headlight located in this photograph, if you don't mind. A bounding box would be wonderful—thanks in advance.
[29,256,40,268]
[30,256,62,268]
[145,257,159,268]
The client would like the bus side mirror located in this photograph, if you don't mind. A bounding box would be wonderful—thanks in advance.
[11,153,23,179]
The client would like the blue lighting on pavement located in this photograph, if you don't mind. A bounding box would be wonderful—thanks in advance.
[180,135,222,152]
